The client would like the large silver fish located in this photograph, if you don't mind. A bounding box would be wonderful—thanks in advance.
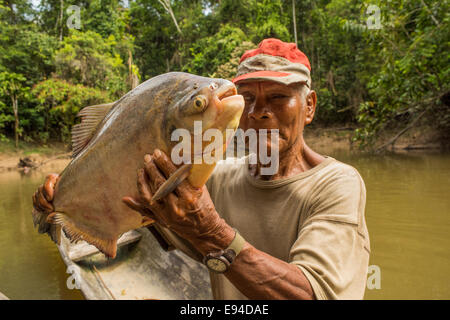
[34,72,244,258]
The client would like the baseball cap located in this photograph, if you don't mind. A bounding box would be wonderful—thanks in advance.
[232,38,311,87]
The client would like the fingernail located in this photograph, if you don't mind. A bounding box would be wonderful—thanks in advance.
[154,149,161,157]
[144,154,151,163]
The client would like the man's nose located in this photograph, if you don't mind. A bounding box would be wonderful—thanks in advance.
[248,100,272,120]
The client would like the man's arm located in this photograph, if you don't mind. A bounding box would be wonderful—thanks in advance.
[123,150,314,300]
[224,243,314,299]
[191,223,315,299]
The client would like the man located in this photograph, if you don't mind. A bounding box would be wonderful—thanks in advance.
[33,38,370,300]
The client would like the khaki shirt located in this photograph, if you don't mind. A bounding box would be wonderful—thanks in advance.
[205,156,370,300]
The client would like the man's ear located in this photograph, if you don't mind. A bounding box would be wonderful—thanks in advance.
[305,90,317,125]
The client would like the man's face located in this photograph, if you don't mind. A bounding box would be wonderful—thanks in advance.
[237,81,316,155]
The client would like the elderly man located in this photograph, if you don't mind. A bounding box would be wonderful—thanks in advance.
[33,38,370,300]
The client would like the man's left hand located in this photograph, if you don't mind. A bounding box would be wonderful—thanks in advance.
[123,149,234,255]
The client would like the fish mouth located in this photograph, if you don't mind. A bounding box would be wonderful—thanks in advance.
[215,83,238,100]
[215,81,244,118]
[186,83,244,161]
[213,82,244,109]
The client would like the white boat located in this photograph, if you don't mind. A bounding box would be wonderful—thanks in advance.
[57,226,213,300]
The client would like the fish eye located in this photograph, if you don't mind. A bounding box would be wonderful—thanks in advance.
[193,95,207,110]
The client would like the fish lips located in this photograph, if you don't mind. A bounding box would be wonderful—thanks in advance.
[214,94,245,129]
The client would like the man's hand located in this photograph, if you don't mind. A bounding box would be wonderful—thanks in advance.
[31,173,59,239]
[122,151,314,299]
[123,149,235,255]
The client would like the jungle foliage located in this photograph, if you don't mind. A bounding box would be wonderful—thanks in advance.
[0,0,448,148]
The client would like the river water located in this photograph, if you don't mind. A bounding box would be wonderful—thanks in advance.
[0,150,449,299]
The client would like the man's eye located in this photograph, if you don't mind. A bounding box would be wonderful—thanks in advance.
[243,95,254,102]
[270,94,287,100]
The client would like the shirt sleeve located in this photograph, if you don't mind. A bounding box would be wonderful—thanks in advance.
[289,166,370,300]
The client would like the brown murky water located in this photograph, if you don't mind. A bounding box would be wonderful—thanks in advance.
[0,161,83,300]
[334,150,450,299]
[0,150,449,299]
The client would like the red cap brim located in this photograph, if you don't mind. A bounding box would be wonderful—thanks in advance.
[232,71,291,84]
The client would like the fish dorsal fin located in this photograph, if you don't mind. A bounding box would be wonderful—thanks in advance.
[71,102,116,158]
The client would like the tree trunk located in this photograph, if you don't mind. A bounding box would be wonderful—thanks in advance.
[158,0,182,35]
[59,0,64,41]
[127,49,139,89]
[11,94,19,149]
[292,0,298,45]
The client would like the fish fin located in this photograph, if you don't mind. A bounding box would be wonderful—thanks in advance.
[44,212,62,244]
[54,213,118,258]
[32,208,50,233]
[71,102,116,158]
[152,163,193,202]
[32,209,61,244]
[49,224,62,245]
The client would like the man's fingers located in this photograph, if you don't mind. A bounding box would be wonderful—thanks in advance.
[32,191,41,211]
[122,196,156,219]
[152,149,178,178]
[122,196,145,212]
[166,193,186,220]
[152,149,197,200]
[123,195,169,229]
[137,168,153,203]
[43,173,58,202]
[136,168,167,209]
[37,186,53,212]
[33,187,52,213]
[143,154,167,192]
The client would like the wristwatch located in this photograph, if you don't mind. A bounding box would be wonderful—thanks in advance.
[203,229,246,273]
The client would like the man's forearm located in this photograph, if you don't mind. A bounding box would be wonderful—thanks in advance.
[224,243,315,300]
[188,221,315,300]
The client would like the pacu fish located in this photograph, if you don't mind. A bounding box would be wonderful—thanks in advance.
[33,72,244,258]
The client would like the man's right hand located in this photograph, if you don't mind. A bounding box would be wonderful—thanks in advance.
[31,173,59,241]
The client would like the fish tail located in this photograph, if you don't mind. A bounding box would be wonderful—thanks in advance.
[54,213,118,258]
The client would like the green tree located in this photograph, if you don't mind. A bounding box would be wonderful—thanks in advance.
[0,72,29,148]
[354,0,450,149]
[38,0,130,40]
[54,30,135,98]
[129,0,214,78]
[0,4,57,84]
[32,79,110,142]
[0,0,36,25]
[0,0,447,148]
[183,24,249,76]
[213,41,256,80]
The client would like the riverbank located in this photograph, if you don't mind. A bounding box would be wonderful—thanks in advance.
[0,141,71,173]
[0,126,446,172]
[304,124,447,154]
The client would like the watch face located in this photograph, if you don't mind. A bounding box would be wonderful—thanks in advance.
[206,258,227,273]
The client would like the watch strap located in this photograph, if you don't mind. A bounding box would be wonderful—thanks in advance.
[203,229,246,273]
[227,228,245,258]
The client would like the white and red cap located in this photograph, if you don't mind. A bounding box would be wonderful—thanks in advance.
[232,38,311,87]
